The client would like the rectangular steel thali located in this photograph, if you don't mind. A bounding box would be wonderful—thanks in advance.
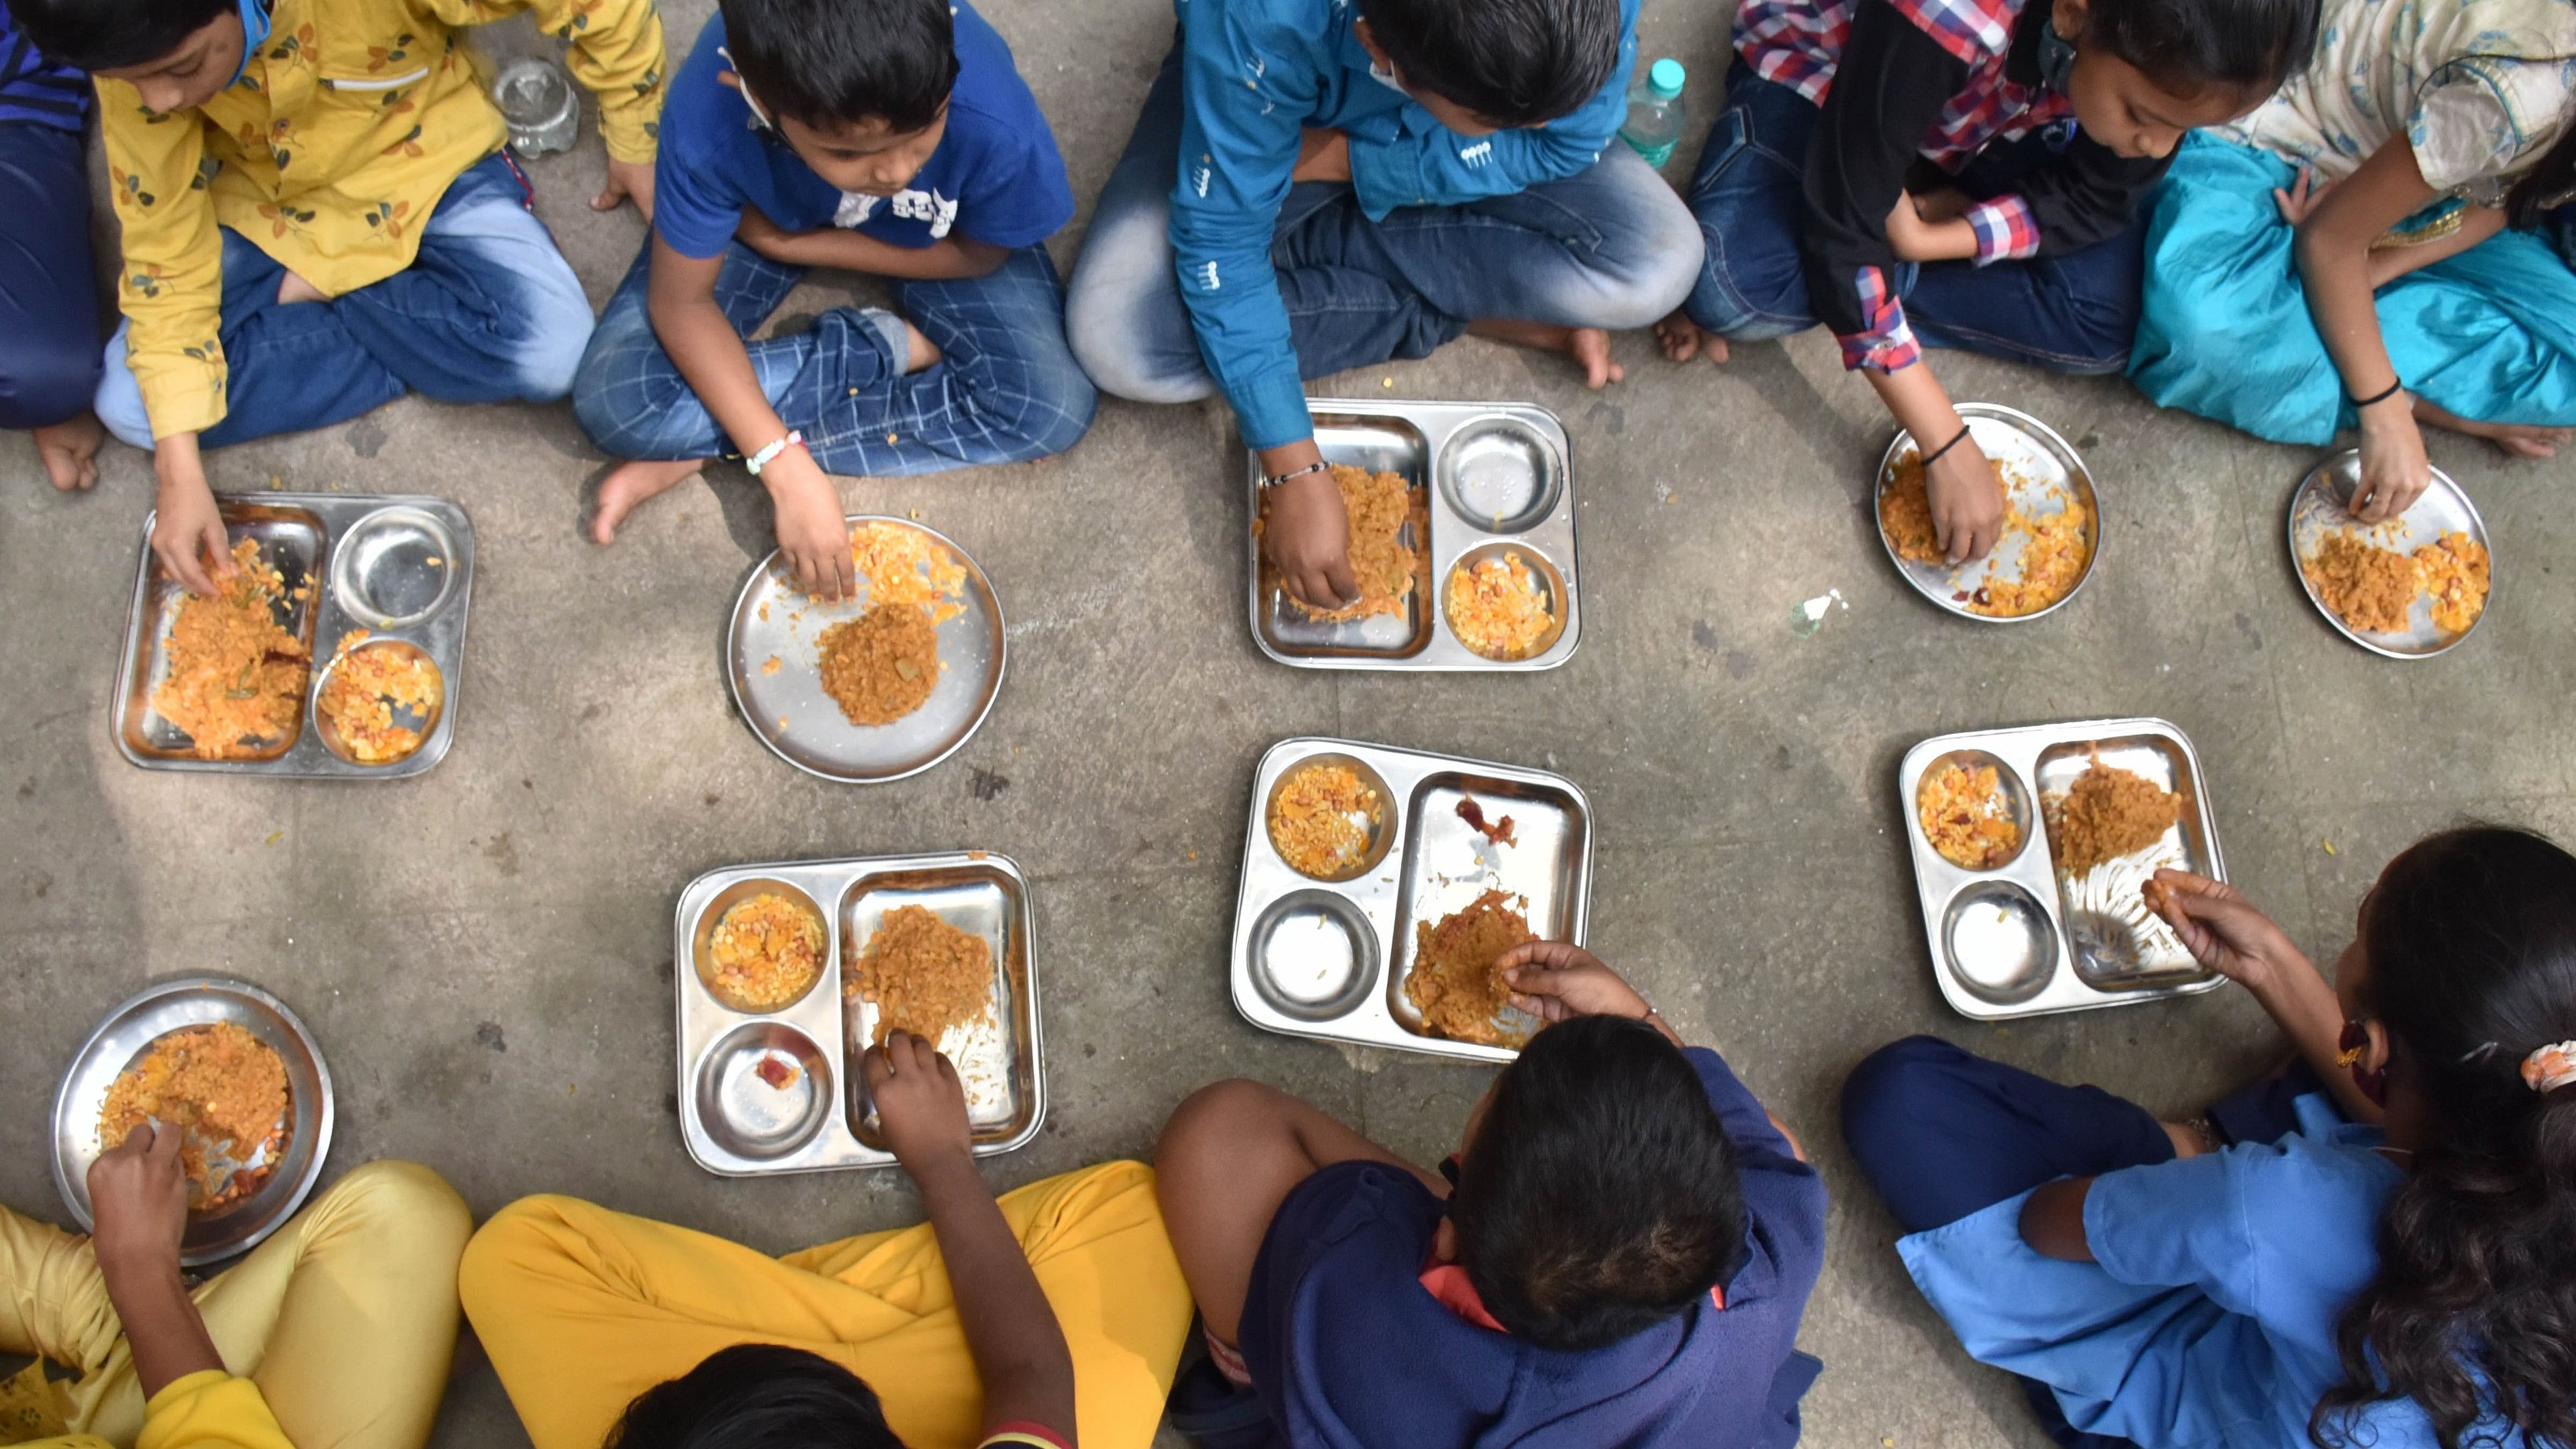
[1232,737,1592,1063]
[114,493,474,777]
[1899,718,2227,1020]
[1246,400,1580,670]
[673,853,1044,1175]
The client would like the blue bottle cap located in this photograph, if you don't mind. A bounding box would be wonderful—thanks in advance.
[1648,57,1686,99]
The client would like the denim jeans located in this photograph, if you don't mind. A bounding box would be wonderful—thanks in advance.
[0,122,101,431]
[570,240,1093,475]
[1682,67,2144,375]
[95,151,593,449]
[1064,41,1704,404]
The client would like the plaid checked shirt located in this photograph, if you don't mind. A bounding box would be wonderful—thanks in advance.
[1737,0,2068,369]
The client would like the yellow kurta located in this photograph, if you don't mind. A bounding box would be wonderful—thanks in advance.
[14,1372,296,1449]
[96,0,666,439]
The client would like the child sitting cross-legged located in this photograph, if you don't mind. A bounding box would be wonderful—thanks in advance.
[1661,0,2316,564]
[1154,943,1828,1448]
[571,0,1092,599]
[1843,825,2576,1449]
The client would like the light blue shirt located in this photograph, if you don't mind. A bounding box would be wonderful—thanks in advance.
[1897,1094,2516,1448]
[1167,0,1637,449]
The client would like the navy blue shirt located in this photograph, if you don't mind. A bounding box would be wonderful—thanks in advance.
[1240,1046,1829,1448]
[0,0,89,130]
[652,1,1072,260]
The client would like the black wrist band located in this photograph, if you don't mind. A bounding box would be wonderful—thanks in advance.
[2348,379,2405,410]
[1919,423,1974,469]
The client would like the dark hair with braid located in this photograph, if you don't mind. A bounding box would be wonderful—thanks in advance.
[2311,825,2576,1449]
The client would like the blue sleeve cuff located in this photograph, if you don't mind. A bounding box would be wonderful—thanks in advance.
[1233,372,1316,452]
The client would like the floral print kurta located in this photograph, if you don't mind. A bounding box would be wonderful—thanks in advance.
[98,0,665,438]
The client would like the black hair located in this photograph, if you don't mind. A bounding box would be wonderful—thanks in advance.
[2078,0,2318,101]
[717,0,956,134]
[604,1344,901,1449]
[1446,1014,1745,1352]
[12,0,232,75]
[2311,825,2576,1449]
[2504,111,2576,229]
[1356,0,1620,128]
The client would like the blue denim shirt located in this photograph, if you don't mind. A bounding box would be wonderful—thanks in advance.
[1169,0,1637,449]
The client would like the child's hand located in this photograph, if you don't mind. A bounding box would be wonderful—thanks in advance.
[2352,399,2431,521]
[595,156,655,224]
[762,451,857,600]
[1883,192,1974,262]
[864,1031,974,1173]
[1262,463,1360,610]
[2144,869,2306,992]
[150,442,234,598]
[2271,167,2334,227]
[1925,433,2005,563]
[1497,941,1652,1023]
[87,1124,190,1275]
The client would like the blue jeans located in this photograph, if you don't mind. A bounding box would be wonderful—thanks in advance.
[96,152,590,449]
[570,240,1092,473]
[0,122,102,431]
[1682,68,2143,375]
[1064,41,1704,403]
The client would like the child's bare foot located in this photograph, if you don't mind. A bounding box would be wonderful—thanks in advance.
[276,270,327,305]
[32,412,104,491]
[2414,399,2571,459]
[903,321,942,374]
[1465,319,1624,388]
[1654,310,1729,365]
[590,457,707,544]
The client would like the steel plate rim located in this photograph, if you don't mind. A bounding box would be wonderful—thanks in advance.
[723,516,1008,784]
[2283,451,2491,661]
[52,976,336,1265]
[1875,403,2102,625]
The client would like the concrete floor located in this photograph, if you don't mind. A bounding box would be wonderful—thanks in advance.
[5,0,2575,1442]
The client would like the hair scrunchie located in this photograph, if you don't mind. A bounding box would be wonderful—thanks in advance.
[2519,1041,2576,1094]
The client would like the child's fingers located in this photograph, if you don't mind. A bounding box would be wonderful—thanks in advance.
[1497,940,1592,974]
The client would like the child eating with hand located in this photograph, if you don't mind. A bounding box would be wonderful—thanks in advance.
[1154,942,1827,1448]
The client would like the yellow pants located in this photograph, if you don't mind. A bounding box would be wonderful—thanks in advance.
[0,1161,471,1449]
[459,1160,1193,1449]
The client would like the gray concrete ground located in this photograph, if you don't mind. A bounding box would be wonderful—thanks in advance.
[5,0,2575,1443]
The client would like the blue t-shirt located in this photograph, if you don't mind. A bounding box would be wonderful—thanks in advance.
[652,1,1072,261]
[1238,1046,1828,1448]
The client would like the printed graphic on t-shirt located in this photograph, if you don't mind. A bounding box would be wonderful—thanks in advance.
[833,188,962,238]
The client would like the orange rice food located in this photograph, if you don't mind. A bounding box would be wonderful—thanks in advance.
[315,630,441,764]
[2411,531,2490,635]
[707,893,827,1010]
[1266,762,1382,879]
[1917,762,2021,870]
[842,522,969,622]
[1880,454,2093,617]
[1258,465,1427,622]
[2301,532,2418,634]
[817,604,940,726]
[1444,551,1555,660]
[847,904,994,1048]
[1405,889,1537,1047]
[152,538,309,759]
[2050,757,2179,878]
[98,1022,290,1211]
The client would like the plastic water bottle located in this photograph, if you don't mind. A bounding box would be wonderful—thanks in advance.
[1618,58,1688,168]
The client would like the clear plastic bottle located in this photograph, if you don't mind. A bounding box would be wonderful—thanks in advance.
[1618,58,1688,168]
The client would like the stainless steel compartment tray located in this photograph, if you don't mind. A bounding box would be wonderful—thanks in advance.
[1232,737,1592,1062]
[114,493,474,777]
[674,852,1044,1176]
[1899,718,2227,1021]
[1245,400,1580,671]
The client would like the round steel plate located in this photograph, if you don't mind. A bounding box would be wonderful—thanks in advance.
[725,517,1006,783]
[1875,404,2102,624]
[2285,451,2492,660]
[53,978,334,1266]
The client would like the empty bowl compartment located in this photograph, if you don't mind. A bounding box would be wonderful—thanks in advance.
[1263,753,1398,881]
[331,507,458,627]
[1913,749,2035,871]
[691,879,832,1014]
[1938,879,2059,1006]
[691,1022,831,1161]
[1435,415,1564,534]
[311,638,444,765]
[1247,891,1380,1022]
[1439,542,1567,661]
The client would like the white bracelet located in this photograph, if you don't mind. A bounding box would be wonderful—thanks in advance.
[745,430,804,476]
